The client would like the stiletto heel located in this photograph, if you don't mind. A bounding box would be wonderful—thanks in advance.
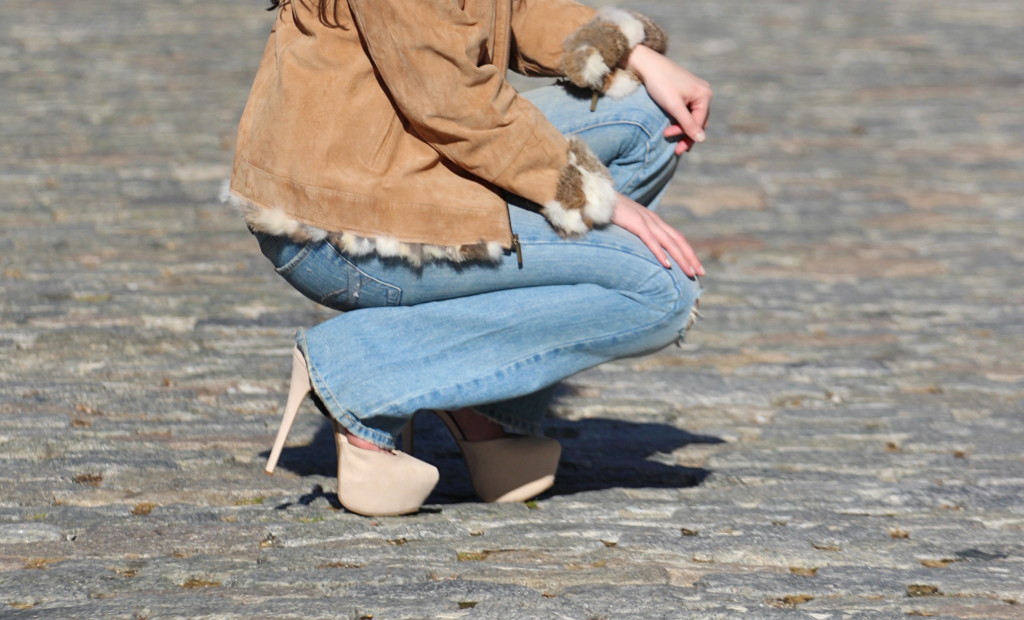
[434,409,561,503]
[264,348,439,516]
[265,347,310,475]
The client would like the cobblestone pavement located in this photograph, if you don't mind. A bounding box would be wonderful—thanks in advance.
[2,0,1022,618]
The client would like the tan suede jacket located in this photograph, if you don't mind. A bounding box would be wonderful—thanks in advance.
[229,0,666,264]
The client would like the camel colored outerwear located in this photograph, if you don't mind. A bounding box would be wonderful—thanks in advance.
[230,0,664,263]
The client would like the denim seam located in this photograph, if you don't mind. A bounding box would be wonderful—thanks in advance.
[617,138,652,198]
[568,119,655,139]
[569,120,654,196]
[274,241,315,277]
[326,243,403,305]
[320,287,350,306]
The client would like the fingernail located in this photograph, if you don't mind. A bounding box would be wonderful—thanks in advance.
[698,266,706,276]
[695,131,706,143]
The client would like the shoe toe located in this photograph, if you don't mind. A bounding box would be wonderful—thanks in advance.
[337,438,439,517]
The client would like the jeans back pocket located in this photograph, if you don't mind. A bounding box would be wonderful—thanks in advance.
[256,231,402,311]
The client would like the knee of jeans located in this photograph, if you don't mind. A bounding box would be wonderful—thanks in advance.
[624,88,675,150]
[635,265,703,340]
[608,91,678,196]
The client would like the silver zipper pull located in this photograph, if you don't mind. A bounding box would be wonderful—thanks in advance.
[511,233,523,269]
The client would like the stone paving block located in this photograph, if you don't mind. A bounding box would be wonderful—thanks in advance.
[3,0,1024,616]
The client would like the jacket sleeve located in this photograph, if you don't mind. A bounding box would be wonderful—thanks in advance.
[512,1,668,99]
[348,0,615,237]
[508,0,595,77]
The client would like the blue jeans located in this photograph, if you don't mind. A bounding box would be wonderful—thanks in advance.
[254,85,702,449]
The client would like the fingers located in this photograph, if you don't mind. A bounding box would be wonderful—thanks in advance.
[624,211,670,269]
[639,210,704,277]
[639,233,672,270]
[664,104,705,145]
[677,135,695,155]
[689,94,711,131]
[662,126,698,155]
[660,223,704,276]
[653,222,701,276]
[620,205,676,271]
[611,194,705,277]
[661,82,713,153]
[662,126,695,155]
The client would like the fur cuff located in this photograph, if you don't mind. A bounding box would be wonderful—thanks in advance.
[541,137,616,237]
[561,8,667,100]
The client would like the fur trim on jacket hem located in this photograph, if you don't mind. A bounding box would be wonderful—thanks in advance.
[221,186,503,267]
[561,7,668,100]
[224,137,615,261]
[541,136,616,237]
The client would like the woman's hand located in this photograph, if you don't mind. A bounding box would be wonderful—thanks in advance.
[611,192,704,276]
[627,45,712,155]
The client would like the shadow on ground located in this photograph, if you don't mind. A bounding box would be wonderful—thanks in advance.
[267,414,721,510]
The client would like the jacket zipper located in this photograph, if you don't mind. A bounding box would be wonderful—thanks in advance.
[502,0,511,79]
[511,233,523,268]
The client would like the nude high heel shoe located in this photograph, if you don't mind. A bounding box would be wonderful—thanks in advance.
[433,409,561,503]
[332,421,438,516]
[265,347,438,516]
